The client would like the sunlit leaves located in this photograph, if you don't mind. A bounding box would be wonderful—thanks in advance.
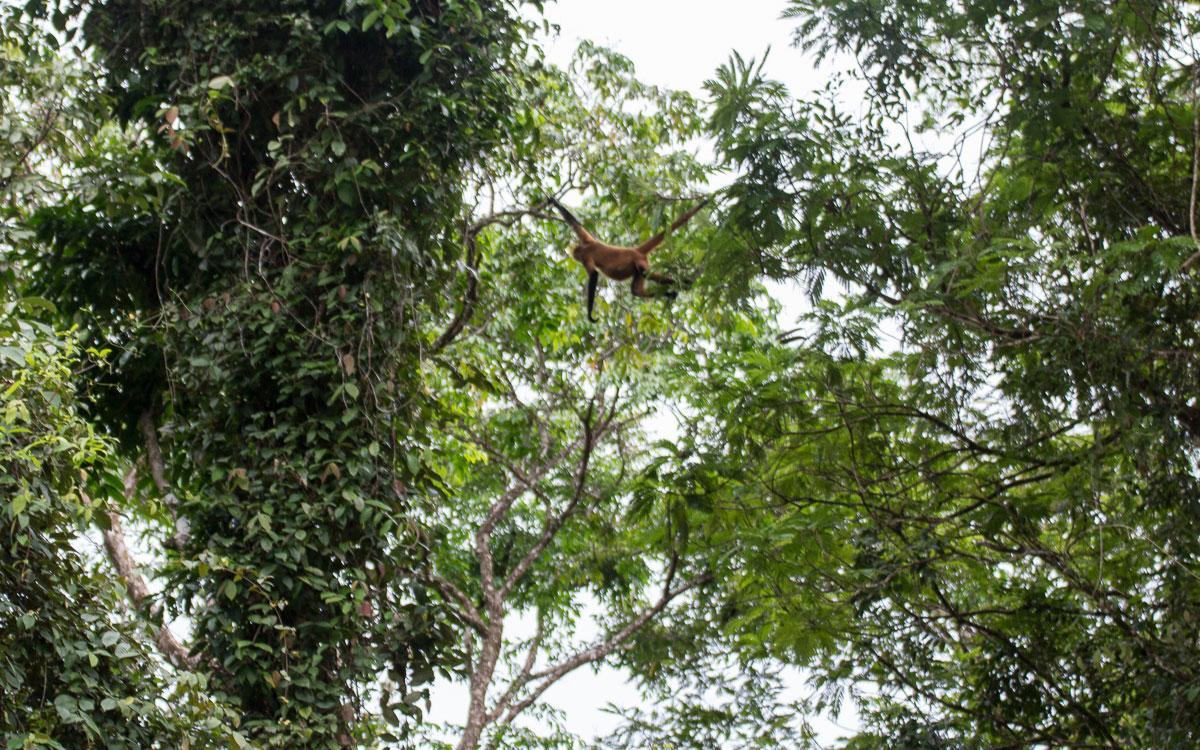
[0,323,244,746]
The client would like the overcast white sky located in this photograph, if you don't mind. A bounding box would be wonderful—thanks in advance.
[426,2,864,746]
[540,0,825,95]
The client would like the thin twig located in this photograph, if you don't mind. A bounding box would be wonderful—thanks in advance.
[1182,67,1200,271]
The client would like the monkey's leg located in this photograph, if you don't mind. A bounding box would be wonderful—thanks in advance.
[646,271,678,299]
[631,270,652,298]
[585,270,599,322]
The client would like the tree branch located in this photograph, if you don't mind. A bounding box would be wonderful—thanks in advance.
[137,410,190,547]
[434,200,559,353]
[434,230,483,352]
[486,608,545,726]
[500,402,597,599]
[476,435,587,542]
[94,467,198,670]
[467,200,553,235]
[497,565,712,728]
[426,572,487,635]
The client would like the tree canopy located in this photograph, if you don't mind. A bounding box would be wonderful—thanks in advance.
[3,0,1200,748]
[690,0,1200,745]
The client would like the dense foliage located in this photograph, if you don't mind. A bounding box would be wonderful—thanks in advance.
[1,17,211,747]
[5,0,1200,747]
[0,317,239,748]
[691,0,1200,746]
[20,0,548,745]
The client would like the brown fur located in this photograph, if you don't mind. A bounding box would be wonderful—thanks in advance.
[550,197,707,321]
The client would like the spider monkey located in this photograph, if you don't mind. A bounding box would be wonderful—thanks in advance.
[548,196,709,322]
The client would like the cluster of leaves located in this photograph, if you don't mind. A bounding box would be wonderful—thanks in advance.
[17,0,550,746]
[0,316,242,748]
[600,654,812,750]
[684,0,1200,746]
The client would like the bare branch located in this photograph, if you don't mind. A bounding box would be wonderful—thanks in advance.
[500,403,598,598]
[93,469,198,670]
[101,511,197,670]
[497,568,712,728]
[486,609,545,725]
[467,200,554,235]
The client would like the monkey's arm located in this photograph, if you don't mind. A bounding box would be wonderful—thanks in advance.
[549,196,597,244]
[636,197,710,255]
[586,270,599,323]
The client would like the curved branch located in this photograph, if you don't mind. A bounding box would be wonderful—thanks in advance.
[500,402,598,599]
[433,231,483,352]
[427,572,487,635]
[434,200,558,352]
[496,568,712,729]
[101,512,197,669]
[95,472,198,670]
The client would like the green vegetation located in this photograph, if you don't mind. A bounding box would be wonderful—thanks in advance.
[2,0,1198,748]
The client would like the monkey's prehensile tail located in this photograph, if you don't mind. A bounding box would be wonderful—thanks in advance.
[548,196,597,244]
